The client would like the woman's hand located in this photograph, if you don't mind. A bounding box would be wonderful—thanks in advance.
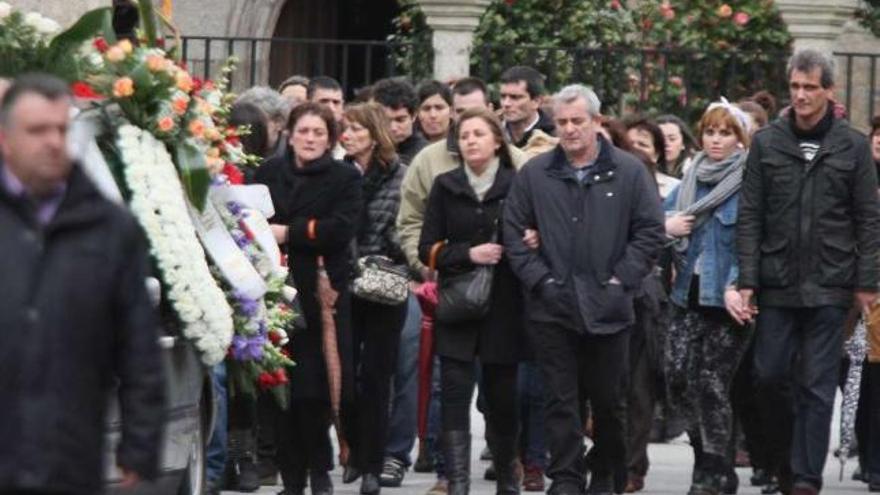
[469,243,503,265]
[523,229,540,250]
[666,214,695,237]
[271,224,289,244]
[724,288,756,325]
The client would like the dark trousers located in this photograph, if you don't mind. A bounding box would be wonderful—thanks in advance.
[730,337,768,472]
[532,322,630,494]
[857,361,880,482]
[754,306,847,490]
[439,356,518,435]
[276,399,334,489]
[344,296,407,474]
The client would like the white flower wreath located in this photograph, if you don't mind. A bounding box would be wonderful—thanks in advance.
[117,125,234,365]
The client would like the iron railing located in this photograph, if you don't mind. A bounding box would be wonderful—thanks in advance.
[176,36,880,129]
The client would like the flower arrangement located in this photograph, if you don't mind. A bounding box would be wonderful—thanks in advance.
[117,124,234,366]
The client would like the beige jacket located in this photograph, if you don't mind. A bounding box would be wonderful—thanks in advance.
[396,138,529,273]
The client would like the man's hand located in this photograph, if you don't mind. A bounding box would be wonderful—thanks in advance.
[118,468,140,489]
[856,290,879,313]
[665,214,695,237]
[523,229,540,250]
[724,288,755,325]
[469,243,503,265]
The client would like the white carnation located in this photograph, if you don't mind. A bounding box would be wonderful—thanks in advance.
[0,3,12,19]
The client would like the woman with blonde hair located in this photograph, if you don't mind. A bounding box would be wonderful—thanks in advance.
[338,102,410,495]
[663,100,755,495]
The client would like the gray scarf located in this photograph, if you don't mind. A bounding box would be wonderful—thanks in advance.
[671,149,746,253]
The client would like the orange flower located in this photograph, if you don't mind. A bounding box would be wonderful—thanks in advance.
[157,116,175,132]
[118,39,133,54]
[105,46,126,63]
[172,96,189,115]
[175,71,194,93]
[717,4,733,18]
[204,127,222,141]
[146,54,166,72]
[112,77,135,98]
[188,119,205,138]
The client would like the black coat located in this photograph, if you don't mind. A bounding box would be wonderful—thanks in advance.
[254,153,362,401]
[503,137,666,335]
[418,164,524,364]
[397,132,429,166]
[737,114,880,307]
[0,165,165,494]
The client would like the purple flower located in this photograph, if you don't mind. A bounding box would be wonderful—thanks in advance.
[232,231,249,249]
[230,334,266,361]
[226,200,243,216]
[234,291,260,318]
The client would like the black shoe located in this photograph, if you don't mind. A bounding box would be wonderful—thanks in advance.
[380,457,406,487]
[442,431,471,495]
[343,466,362,484]
[481,446,493,461]
[750,469,771,487]
[279,490,305,495]
[361,473,381,495]
[854,466,867,483]
[721,468,738,494]
[484,462,496,481]
[259,458,280,486]
[487,431,520,495]
[230,457,260,492]
[587,471,614,494]
[414,441,434,473]
[310,471,333,495]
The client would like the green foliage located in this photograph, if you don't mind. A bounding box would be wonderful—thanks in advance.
[391,0,793,121]
[856,0,880,37]
[0,8,110,82]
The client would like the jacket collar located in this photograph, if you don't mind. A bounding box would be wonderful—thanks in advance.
[544,133,616,181]
[768,114,854,163]
[440,163,515,204]
[0,162,110,233]
[282,152,336,184]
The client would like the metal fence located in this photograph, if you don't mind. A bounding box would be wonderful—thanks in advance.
[177,36,880,129]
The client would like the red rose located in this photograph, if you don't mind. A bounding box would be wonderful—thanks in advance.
[610,0,621,10]
[223,163,244,185]
[192,77,204,93]
[93,37,109,53]
[268,330,282,345]
[71,81,101,99]
[274,369,288,384]
[258,371,277,390]
[280,348,291,358]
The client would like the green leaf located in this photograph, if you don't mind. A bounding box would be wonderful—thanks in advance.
[136,0,159,47]
[48,7,111,53]
[174,140,210,211]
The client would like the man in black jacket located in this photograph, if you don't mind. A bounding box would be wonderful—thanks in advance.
[737,50,880,495]
[504,84,665,495]
[499,65,556,148]
[371,77,428,166]
[0,74,165,495]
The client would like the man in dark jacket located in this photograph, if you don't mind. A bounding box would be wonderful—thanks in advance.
[737,50,880,495]
[504,84,665,495]
[372,77,428,166]
[499,65,556,149]
[0,74,165,494]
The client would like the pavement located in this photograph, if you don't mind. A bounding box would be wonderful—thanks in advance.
[224,394,871,495]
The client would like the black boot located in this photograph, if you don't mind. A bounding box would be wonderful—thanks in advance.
[228,429,261,492]
[687,454,725,495]
[442,431,471,495]
[487,430,520,495]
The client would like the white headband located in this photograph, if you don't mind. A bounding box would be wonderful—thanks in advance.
[706,96,752,136]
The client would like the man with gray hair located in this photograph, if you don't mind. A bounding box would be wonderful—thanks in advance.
[504,84,665,495]
[737,49,880,495]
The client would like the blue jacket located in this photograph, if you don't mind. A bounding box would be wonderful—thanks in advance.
[665,184,740,308]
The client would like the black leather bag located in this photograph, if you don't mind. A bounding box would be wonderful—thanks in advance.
[435,265,494,323]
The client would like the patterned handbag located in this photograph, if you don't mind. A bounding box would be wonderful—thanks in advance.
[351,255,410,305]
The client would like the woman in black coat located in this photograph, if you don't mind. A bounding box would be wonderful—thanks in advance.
[418,107,525,495]
[338,102,409,495]
[254,102,362,495]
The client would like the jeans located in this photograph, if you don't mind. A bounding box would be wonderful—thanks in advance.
[206,362,228,483]
[384,292,422,466]
[427,356,446,478]
[754,306,847,490]
[532,323,630,494]
[518,361,547,469]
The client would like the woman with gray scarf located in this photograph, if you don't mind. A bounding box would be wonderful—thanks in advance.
[662,101,756,495]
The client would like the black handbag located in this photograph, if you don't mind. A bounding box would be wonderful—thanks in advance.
[431,220,498,324]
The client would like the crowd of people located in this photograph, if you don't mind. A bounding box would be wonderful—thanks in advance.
[192,47,880,495]
[1,45,878,495]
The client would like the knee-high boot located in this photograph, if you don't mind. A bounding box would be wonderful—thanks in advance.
[442,431,471,495]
